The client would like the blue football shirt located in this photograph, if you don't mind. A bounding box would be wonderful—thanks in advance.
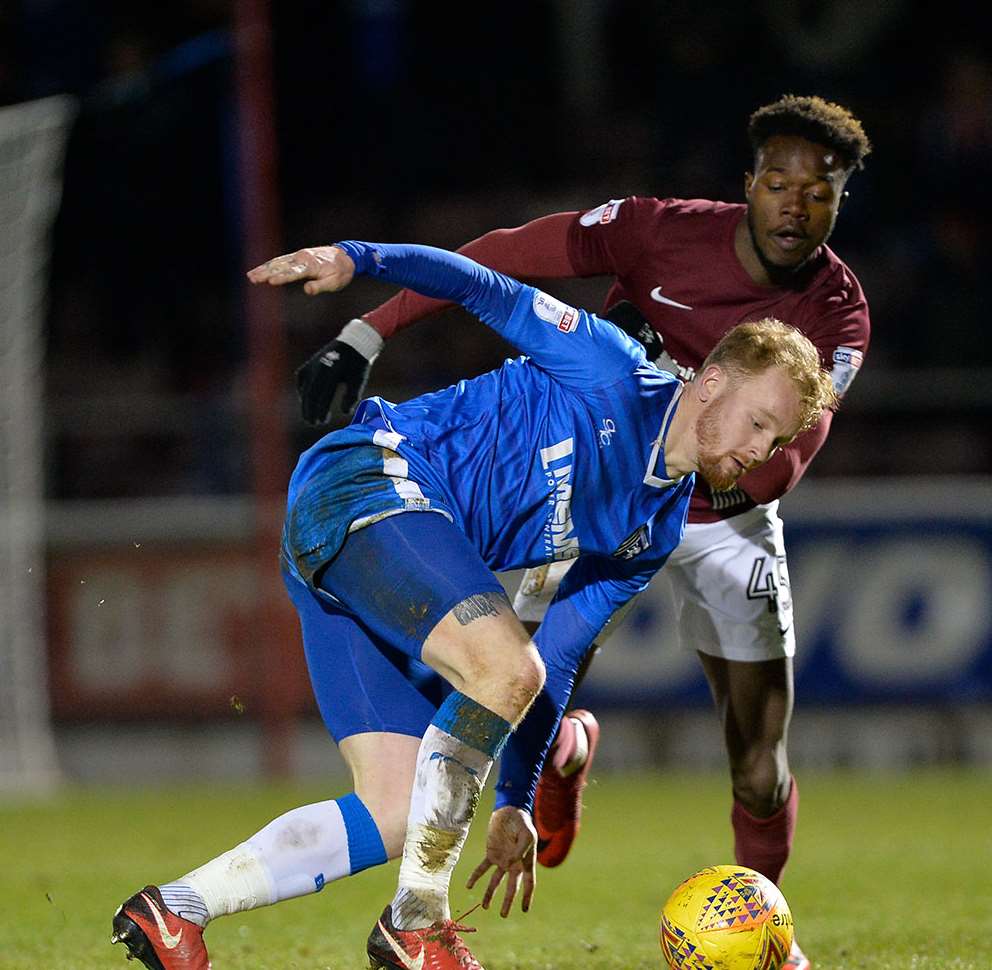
[286,241,694,644]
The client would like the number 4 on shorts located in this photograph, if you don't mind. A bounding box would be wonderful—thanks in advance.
[747,555,780,613]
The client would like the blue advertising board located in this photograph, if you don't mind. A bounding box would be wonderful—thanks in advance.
[576,480,992,707]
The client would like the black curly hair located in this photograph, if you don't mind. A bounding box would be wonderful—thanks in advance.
[748,95,872,172]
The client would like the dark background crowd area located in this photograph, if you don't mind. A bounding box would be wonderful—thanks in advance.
[3,1,990,499]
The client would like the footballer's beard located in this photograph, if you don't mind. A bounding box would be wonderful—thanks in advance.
[695,401,743,493]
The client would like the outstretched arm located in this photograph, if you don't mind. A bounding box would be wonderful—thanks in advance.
[464,536,682,905]
[250,241,643,393]
[248,241,523,340]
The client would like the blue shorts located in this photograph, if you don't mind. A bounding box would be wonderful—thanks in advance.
[282,511,507,742]
[282,431,455,588]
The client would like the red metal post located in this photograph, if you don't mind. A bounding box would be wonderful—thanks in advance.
[232,0,293,777]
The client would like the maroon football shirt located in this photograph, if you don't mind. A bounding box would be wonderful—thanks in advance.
[567,197,870,522]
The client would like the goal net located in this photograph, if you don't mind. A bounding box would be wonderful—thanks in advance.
[0,94,77,794]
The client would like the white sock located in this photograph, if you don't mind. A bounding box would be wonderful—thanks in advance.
[390,724,494,929]
[164,799,356,925]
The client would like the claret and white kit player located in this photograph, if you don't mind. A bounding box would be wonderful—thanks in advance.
[111,239,834,970]
[291,95,872,970]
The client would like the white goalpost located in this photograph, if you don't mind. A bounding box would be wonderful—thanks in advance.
[0,94,77,794]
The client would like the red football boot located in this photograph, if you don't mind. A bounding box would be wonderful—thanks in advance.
[533,708,600,868]
[111,885,211,970]
[367,904,485,970]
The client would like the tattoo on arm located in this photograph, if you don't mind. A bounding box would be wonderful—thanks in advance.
[452,591,509,626]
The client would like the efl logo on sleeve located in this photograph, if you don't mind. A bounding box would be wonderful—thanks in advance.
[579,198,625,227]
[613,524,650,560]
[831,346,864,396]
[533,291,579,333]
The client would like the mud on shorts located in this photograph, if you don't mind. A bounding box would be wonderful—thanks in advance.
[513,502,794,662]
[282,442,506,742]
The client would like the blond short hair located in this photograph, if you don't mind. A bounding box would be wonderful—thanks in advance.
[702,318,838,434]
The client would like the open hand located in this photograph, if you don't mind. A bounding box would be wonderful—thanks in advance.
[246,246,355,295]
[466,806,537,917]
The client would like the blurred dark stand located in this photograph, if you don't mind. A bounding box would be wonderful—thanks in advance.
[4,0,989,499]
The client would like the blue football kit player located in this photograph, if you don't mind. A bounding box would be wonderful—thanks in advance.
[112,240,832,970]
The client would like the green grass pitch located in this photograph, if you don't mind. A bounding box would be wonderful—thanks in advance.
[0,768,987,969]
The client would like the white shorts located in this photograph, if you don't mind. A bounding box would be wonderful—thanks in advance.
[511,501,795,663]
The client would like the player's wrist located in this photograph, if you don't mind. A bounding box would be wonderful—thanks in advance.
[336,318,384,362]
[493,790,531,813]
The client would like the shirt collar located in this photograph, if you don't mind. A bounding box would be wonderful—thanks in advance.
[644,382,686,489]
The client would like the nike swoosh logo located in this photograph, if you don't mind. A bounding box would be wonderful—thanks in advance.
[429,751,479,776]
[377,920,425,970]
[649,286,692,310]
[140,893,183,950]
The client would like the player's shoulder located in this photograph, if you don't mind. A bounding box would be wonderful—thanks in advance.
[602,195,743,225]
[574,197,743,262]
[810,245,870,321]
[657,197,743,220]
[629,361,683,400]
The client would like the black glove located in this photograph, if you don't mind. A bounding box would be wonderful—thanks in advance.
[604,300,663,360]
[295,318,383,425]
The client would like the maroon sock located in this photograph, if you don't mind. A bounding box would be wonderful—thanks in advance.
[731,775,798,885]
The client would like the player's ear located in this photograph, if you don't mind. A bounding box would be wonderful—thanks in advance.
[696,364,725,403]
[744,171,755,200]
